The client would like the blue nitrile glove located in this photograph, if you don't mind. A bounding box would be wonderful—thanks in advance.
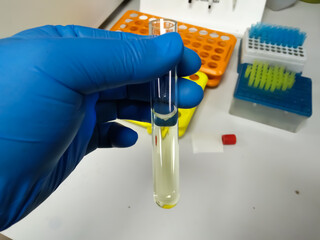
[0,25,202,230]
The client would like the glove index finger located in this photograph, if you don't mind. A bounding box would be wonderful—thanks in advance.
[39,32,184,94]
[72,25,152,40]
[11,25,152,40]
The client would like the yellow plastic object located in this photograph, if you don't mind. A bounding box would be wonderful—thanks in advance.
[162,204,176,209]
[246,61,296,92]
[128,71,208,137]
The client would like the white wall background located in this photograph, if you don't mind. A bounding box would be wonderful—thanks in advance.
[0,0,123,38]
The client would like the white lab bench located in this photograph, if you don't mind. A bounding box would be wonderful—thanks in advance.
[3,1,320,240]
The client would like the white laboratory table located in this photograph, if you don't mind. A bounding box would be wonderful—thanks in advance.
[3,1,320,240]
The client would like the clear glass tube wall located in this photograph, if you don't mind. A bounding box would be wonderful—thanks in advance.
[149,19,179,209]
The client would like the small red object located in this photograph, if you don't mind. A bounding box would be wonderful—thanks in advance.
[222,134,237,145]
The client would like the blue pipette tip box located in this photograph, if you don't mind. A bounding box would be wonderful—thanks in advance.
[229,63,312,132]
[239,23,307,74]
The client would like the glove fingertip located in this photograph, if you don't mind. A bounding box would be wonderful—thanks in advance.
[178,78,204,108]
[178,47,202,77]
[109,124,138,148]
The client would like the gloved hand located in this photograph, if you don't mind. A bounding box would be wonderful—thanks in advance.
[0,25,202,230]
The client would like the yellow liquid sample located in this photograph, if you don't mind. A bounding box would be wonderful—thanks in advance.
[152,119,179,209]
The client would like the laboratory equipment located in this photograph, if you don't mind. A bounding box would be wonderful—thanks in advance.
[127,71,208,137]
[110,10,237,87]
[230,63,312,132]
[238,23,307,73]
[149,19,180,209]
[140,0,266,37]
[221,134,237,145]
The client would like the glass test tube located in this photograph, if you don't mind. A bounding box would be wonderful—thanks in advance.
[149,19,179,209]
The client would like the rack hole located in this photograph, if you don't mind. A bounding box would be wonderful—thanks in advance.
[211,55,221,61]
[220,35,230,41]
[192,42,202,48]
[130,26,138,31]
[208,62,218,68]
[199,30,208,35]
[139,15,148,20]
[139,29,148,34]
[207,38,214,44]
[215,48,224,54]
[189,74,200,81]
[199,52,209,58]
[189,27,198,32]
[218,41,227,47]
[183,39,190,45]
[179,25,187,30]
[203,45,213,51]
[125,19,133,23]
[120,24,127,29]
[210,33,219,38]
[130,13,138,17]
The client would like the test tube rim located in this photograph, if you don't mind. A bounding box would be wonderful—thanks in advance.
[148,18,178,35]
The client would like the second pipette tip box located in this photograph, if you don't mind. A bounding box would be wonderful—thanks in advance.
[230,62,312,132]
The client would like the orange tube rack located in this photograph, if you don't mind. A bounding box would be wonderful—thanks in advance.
[110,10,237,87]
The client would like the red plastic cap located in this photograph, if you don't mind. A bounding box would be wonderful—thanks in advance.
[222,134,237,145]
